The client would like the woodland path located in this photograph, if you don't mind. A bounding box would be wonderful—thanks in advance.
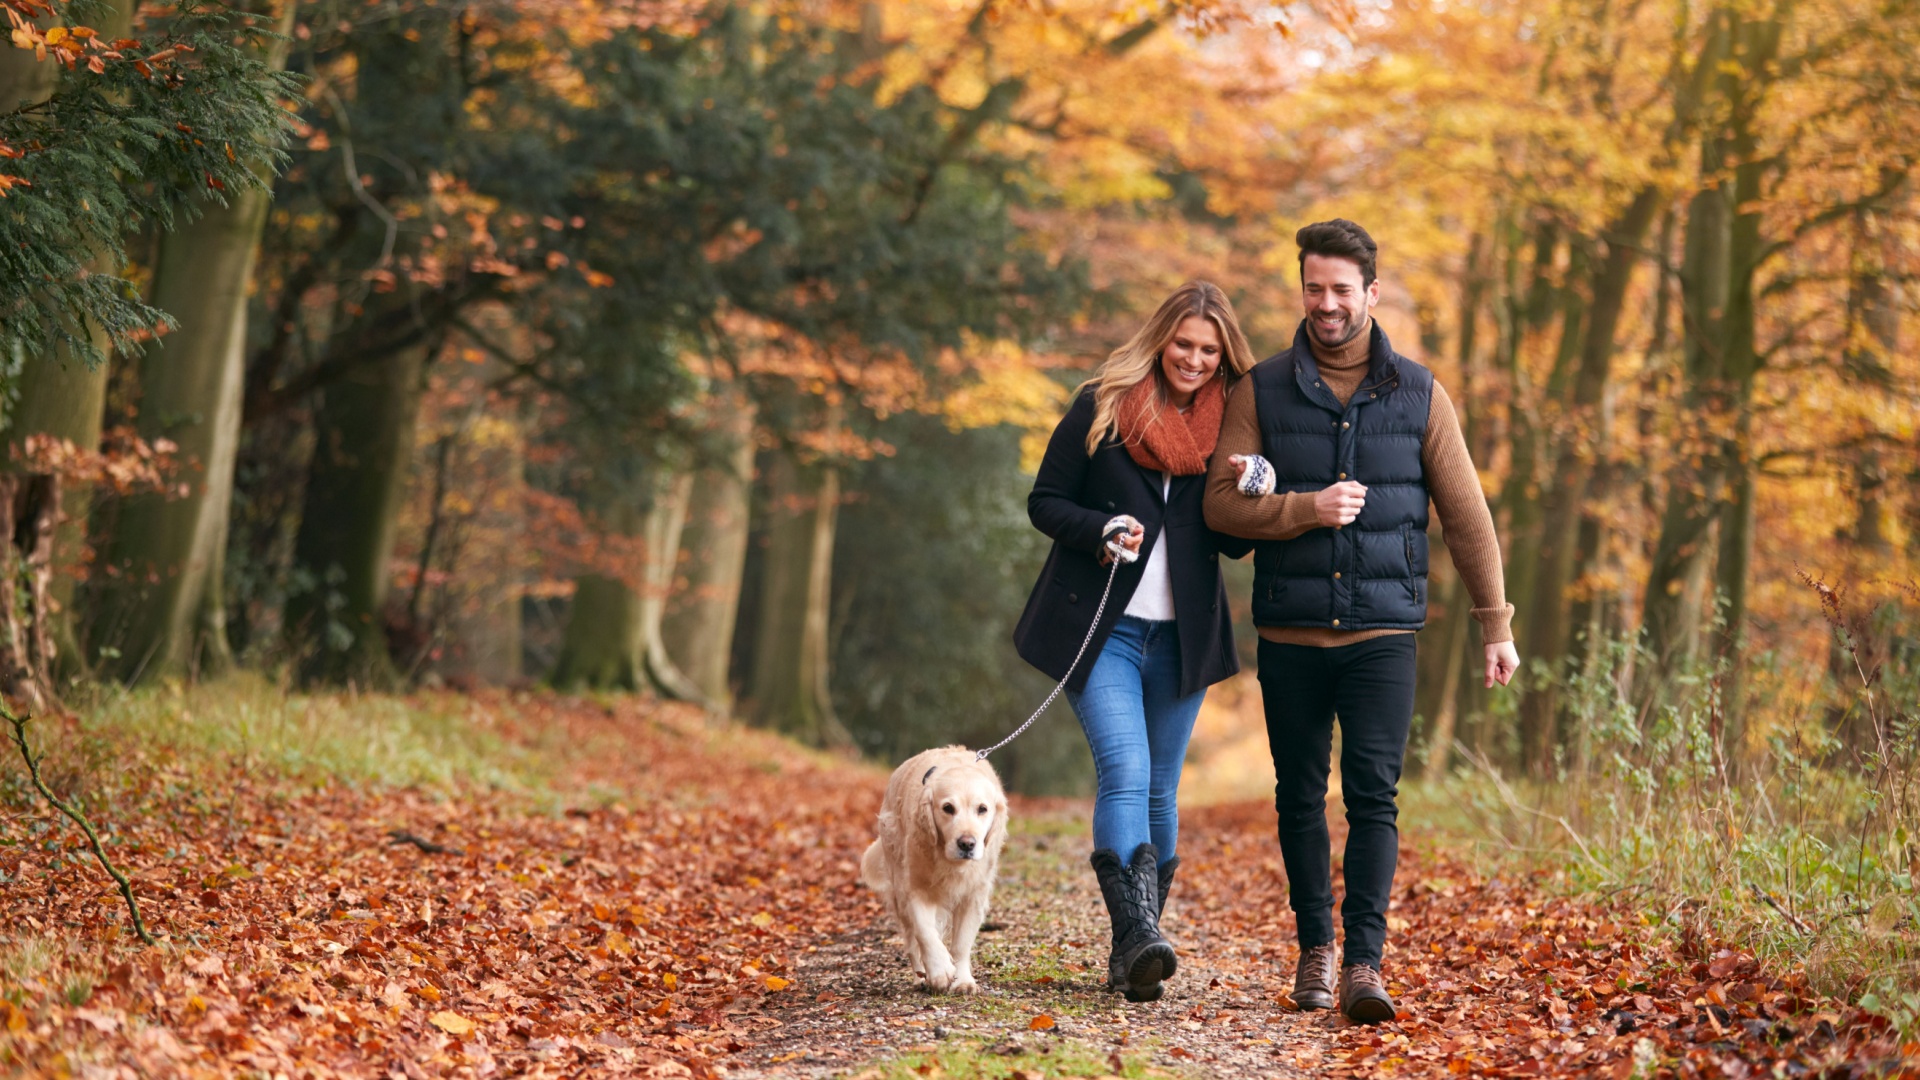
[0,694,1887,1078]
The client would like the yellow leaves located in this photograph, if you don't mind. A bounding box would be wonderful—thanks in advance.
[412,984,443,1002]
[661,972,677,990]
[764,976,791,991]
[428,1010,475,1035]
[940,349,1068,433]
[0,1000,25,1033]
[605,930,635,957]
[750,911,774,927]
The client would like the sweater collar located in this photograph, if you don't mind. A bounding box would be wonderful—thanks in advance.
[1289,320,1400,411]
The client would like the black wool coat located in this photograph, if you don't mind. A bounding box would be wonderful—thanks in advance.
[1013,386,1253,697]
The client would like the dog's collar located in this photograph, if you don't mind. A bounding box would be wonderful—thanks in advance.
[921,765,938,785]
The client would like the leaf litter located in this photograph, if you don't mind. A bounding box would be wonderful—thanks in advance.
[0,693,1910,1078]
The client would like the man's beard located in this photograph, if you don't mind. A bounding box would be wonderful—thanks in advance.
[1310,311,1365,347]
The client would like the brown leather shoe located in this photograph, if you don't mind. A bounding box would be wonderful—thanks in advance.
[1291,943,1339,1010]
[1339,963,1396,1024]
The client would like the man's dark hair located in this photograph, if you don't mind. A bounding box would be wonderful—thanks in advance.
[1296,219,1378,287]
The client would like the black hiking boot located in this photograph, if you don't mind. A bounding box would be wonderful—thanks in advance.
[1092,844,1178,1003]
[1104,853,1181,992]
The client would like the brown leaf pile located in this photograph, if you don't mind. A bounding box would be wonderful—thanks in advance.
[0,694,883,1077]
[1174,801,1916,1078]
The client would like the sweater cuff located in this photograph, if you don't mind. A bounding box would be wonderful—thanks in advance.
[1279,495,1321,538]
[1472,604,1515,645]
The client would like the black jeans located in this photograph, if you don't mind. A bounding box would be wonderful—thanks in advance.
[1258,634,1417,970]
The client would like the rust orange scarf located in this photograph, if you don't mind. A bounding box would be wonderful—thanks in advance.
[1115,374,1225,475]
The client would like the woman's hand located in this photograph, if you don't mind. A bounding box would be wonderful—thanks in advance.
[1100,519,1145,565]
[1313,481,1368,527]
[1229,454,1275,496]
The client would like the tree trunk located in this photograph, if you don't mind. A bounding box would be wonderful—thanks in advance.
[638,472,705,701]
[1520,188,1663,770]
[744,446,847,746]
[0,474,64,711]
[662,400,756,705]
[1642,170,1732,670]
[551,469,703,698]
[5,345,108,686]
[285,343,431,688]
[551,573,644,690]
[1422,572,1471,783]
[84,1,294,684]
[86,189,271,683]
[1706,14,1783,750]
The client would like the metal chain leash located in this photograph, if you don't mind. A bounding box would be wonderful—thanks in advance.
[975,549,1126,763]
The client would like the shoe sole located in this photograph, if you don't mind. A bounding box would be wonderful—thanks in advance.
[1293,992,1335,1011]
[1125,941,1177,996]
[1343,994,1396,1024]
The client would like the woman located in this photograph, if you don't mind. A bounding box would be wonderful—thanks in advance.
[1013,281,1256,1002]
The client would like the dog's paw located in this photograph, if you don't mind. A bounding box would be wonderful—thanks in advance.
[947,975,979,995]
[923,964,958,992]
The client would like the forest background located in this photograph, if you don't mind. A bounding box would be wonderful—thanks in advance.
[3,0,1920,1039]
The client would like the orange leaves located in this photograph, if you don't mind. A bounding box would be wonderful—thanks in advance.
[1026,1013,1055,1030]
[427,1010,475,1035]
[1172,799,1893,1077]
[14,430,181,496]
[8,18,157,74]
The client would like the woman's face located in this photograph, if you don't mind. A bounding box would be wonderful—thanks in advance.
[1160,315,1223,408]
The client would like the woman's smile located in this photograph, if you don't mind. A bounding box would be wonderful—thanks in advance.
[1160,315,1223,408]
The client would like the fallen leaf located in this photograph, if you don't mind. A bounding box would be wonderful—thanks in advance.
[1028,1013,1055,1031]
[428,1011,474,1036]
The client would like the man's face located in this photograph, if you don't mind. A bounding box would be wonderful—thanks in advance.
[1301,253,1379,349]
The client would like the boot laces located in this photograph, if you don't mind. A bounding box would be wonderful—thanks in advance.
[1296,943,1337,986]
[1344,963,1385,991]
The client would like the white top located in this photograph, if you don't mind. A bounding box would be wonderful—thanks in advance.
[1123,472,1176,621]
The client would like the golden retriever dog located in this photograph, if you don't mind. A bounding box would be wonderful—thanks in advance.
[859,746,1008,994]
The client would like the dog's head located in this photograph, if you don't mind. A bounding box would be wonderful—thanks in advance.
[918,760,1007,863]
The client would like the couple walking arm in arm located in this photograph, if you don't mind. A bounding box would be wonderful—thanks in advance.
[1017,219,1520,1023]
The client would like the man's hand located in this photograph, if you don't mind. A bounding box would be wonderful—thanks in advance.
[1484,641,1519,688]
[1313,481,1368,528]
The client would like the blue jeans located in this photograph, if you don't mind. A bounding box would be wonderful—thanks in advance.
[1066,616,1206,868]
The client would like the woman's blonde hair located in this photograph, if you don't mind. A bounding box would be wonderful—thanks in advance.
[1083,281,1256,455]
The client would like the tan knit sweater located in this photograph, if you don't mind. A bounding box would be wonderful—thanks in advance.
[1203,321,1515,647]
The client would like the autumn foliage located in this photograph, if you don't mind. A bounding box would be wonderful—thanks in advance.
[0,0,1917,1073]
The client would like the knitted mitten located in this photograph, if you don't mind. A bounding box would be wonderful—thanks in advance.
[1235,455,1275,496]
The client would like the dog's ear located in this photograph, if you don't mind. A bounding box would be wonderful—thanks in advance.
[916,784,942,847]
[986,794,1009,852]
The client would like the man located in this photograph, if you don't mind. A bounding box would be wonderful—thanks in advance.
[1203,219,1520,1024]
